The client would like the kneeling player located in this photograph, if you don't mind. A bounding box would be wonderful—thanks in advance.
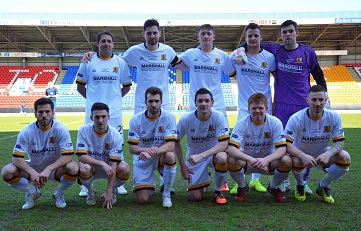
[1,98,78,209]
[286,85,350,203]
[227,93,292,203]
[175,88,229,204]
[76,103,130,209]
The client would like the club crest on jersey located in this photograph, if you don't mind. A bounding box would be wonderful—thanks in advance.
[296,58,303,63]
[49,137,57,143]
[104,143,111,150]
[264,132,271,138]
[215,58,220,64]
[323,126,330,133]
[161,54,167,60]
[158,126,164,133]
[261,62,267,68]
[208,125,215,131]
[113,67,119,73]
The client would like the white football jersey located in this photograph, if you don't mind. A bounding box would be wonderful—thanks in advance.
[230,49,276,112]
[13,120,73,172]
[121,43,180,107]
[76,124,124,164]
[229,114,286,158]
[128,110,177,162]
[76,54,132,124]
[180,48,236,111]
[177,109,230,159]
[285,108,345,157]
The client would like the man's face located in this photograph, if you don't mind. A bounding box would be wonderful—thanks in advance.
[195,93,213,116]
[198,29,215,47]
[143,26,161,46]
[306,91,326,115]
[280,25,298,46]
[35,104,54,129]
[97,34,114,57]
[146,93,162,116]
[91,110,109,132]
[246,29,262,50]
[248,102,267,124]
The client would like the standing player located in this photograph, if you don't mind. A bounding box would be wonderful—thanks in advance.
[229,22,276,195]
[176,24,236,192]
[285,85,350,203]
[175,88,229,204]
[227,93,292,203]
[76,31,132,196]
[45,81,58,117]
[1,98,78,209]
[76,103,130,209]
[128,87,177,208]
[20,103,26,116]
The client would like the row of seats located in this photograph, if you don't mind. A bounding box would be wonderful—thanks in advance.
[0,66,59,85]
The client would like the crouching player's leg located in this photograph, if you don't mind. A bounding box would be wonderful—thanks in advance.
[316,150,351,204]
[267,155,292,203]
[159,152,177,208]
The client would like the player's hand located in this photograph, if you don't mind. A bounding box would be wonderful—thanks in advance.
[187,154,204,165]
[81,51,95,63]
[315,153,330,166]
[324,91,331,110]
[301,154,317,168]
[251,158,268,171]
[29,171,43,189]
[138,152,152,161]
[147,147,159,157]
[38,168,51,188]
[233,47,248,66]
[180,165,194,180]
[100,191,113,210]
[101,164,114,178]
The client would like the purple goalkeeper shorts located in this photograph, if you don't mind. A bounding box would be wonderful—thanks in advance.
[275,101,307,128]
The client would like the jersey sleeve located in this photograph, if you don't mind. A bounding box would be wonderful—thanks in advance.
[127,116,140,145]
[229,121,243,149]
[109,131,124,162]
[12,131,29,158]
[120,47,134,65]
[76,62,89,85]
[75,127,89,156]
[215,113,230,142]
[272,118,287,148]
[57,125,74,156]
[176,116,186,141]
[117,57,132,87]
[284,115,298,143]
[330,113,345,142]
[223,54,236,77]
[165,114,177,142]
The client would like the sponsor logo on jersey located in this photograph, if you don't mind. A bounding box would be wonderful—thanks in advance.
[77,73,83,77]
[301,135,330,144]
[77,143,85,148]
[190,129,195,133]
[232,134,238,138]
[66,143,73,147]
[286,130,293,135]
[15,144,21,149]
[277,62,302,73]
[194,65,219,74]
[92,69,96,72]
[129,132,135,136]
[50,136,57,143]
[113,67,119,73]
[158,126,164,133]
[141,63,166,71]
[222,128,229,133]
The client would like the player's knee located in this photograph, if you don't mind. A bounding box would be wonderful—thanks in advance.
[188,190,202,202]
[117,163,131,177]
[214,152,227,166]
[1,164,16,179]
[281,155,293,166]
[164,152,176,163]
[338,150,351,162]
[79,164,92,176]
[66,161,79,175]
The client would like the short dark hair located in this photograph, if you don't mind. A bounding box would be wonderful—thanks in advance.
[34,97,54,112]
[308,85,325,94]
[96,31,114,43]
[246,23,262,33]
[91,102,109,114]
[145,86,163,101]
[195,88,213,101]
[280,20,297,30]
[248,93,268,108]
[144,19,160,31]
[198,24,214,33]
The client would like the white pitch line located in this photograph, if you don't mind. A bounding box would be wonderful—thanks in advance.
[0,135,17,140]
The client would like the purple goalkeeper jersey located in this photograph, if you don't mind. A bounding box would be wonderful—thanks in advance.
[263,43,319,106]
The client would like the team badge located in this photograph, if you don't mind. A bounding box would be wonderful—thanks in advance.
[105,143,111,150]
[323,126,330,132]
[296,58,303,63]
[208,125,215,131]
[264,132,271,138]
[113,67,119,73]
[49,137,57,143]
[161,54,167,60]
[158,126,164,133]
[261,62,267,68]
[215,58,220,64]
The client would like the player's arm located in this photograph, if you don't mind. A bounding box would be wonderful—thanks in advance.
[263,146,286,163]
[311,64,327,91]
[226,145,255,163]
[316,140,344,166]
[101,161,117,210]
[81,51,96,63]
[175,141,193,180]
[77,84,86,98]
[156,141,175,155]
[174,61,189,71]
[190,140,228,164]
[121,85,130,97]
[12,156,39,180]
